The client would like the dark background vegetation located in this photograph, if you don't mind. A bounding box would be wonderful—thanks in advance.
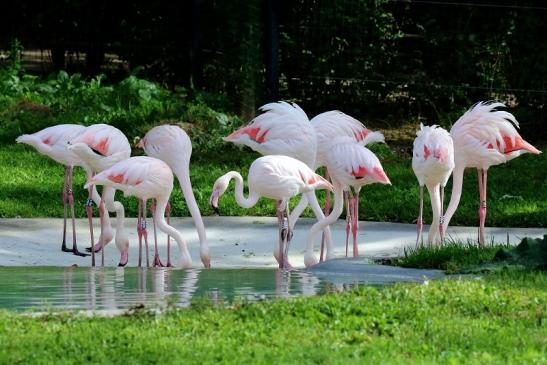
[0,0,546,141]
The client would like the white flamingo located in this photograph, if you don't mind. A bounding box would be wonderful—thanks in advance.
[85,156,193,268]
[68,124,131,266]
[411,124,455,246]
[137,124,210,268]
[443,101,541,247]
[209,155,333,269]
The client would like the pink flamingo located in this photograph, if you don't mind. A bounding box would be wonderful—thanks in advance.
[67,124,132,266]
[137,125,210,268]
[443,101,541,247]
[85,156,193,268]
[209,155,333,269]
[310,111,385,258]
[224,102,334,263]
[304,140,391,267]
[16,124,96,257]
[411,124,455,246]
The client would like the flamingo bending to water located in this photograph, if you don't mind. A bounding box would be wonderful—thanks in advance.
[85,156,193,268]
[411,124,455,246]
[209,155,333,269]
[16,124,113,257]
[442,101,541,247]
[68,124,132,266]
[137,125,210,268]
[304,140,391,267]
[224,102,334,263]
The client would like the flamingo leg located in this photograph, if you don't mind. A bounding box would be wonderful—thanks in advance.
[86,178,96,267]
[150,200,164,267]
[166,201,172,267]
[137,199,143,267]
[416,186,424,247]
[352,189,360,257]
[61,166,70,252]
[98,198,106,266]
[142,199,150,267]
[477,169,488,248]
[282,204,293,271]
[345,190,353,257]
[319,167,331,262]
[274,200,284,266]
[439,185,445,245]
[67,166,88,256]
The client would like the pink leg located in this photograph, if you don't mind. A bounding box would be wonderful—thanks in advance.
[352,193,359,257]
[416,186,424,247]
[477,169,488,248]
[61,166,70,252]
[142,200,150,267]
[166,201,172,267]
[280,205,293,271]
[275,200,284,267]
[137,200,143,267]
[150,200,164,267]
[86,180,96,267]
[98,199,106,266]
[67,166,87,257]
[319,168,331,262]
[345,191,353,257]
[439,185,445,245]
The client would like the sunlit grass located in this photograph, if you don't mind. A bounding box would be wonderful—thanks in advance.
[0,270,544,364]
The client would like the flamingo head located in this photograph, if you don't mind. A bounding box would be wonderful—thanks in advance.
[136,136,146,149]
[209,174,231,214]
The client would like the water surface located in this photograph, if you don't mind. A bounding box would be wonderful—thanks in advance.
[0,267,368,312]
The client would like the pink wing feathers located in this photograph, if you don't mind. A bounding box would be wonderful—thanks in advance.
[451,102,540,168]
[326,142,391,187]
[224,101,317,167]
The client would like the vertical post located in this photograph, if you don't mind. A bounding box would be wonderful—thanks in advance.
[265,0,279,102]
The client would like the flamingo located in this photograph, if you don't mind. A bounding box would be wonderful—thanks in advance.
[209,155,333,269]
[67,124,132,266]
[304,140,391,267]
[84,156,193,268]
[442,101,541,247]
[310,111,385,258]
[411,124,455,246]
[15,124,113,257]
[137,124,210,268]
[223,102,334,263]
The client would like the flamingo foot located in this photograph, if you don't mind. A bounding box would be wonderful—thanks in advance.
[118,251,129,267]
[153,254,164,268]
[85,241,104,253]
[72,248,90,257]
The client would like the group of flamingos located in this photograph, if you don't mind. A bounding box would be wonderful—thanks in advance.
[16,100,540,269]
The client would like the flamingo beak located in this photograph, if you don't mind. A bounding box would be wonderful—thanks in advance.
[209,191,220,214]
[202,256,211,269]
[136,137,145,149]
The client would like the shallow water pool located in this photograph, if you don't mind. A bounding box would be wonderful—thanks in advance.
[0,267,358,312]
[0,264,440,312]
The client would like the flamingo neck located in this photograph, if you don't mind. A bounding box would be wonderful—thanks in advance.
[443,165,465,230]
[225,171,260,209]
[172,164,208,255]
[305,180,344,253]
[153,196,192,268]
[426,183,441,245]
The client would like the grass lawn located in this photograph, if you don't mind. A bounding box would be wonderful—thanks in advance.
[1,143,545,227]
[0,270,544,364]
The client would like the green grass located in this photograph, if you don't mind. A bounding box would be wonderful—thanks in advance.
[0,270,544,364]
[395,240,508,274]
[1,143,545,228]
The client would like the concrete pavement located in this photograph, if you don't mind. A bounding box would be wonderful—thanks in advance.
[0,216,544,268]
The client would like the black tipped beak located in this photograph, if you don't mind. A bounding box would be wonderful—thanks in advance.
[212,205,220,215]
